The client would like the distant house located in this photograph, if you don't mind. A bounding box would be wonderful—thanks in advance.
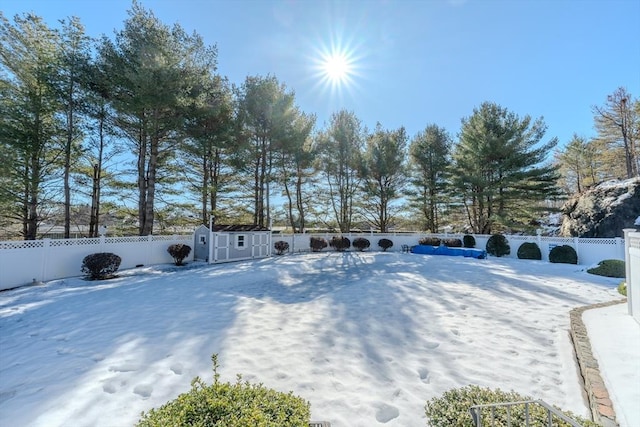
[194,224,271,263]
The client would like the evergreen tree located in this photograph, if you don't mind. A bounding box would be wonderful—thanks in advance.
[452,102,560,233]
[359,123,407,232]
[0,13,64,239]
[407,124,452,232]
[315,110,364,232]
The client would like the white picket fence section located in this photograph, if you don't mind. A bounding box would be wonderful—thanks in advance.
[273,232,626,266]
[0,235,193,291]
[0,231,628,292]
[624,229,640,324]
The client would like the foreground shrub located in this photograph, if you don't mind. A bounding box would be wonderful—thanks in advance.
[352,237,370,251]
[486,234,510,257]
[167,244,192,266]
[463,234,476,248]
[329,236,351,251]
[309,237,328,252]
[549,245,578,264]
[517,242,542,260]
[587,259,625,278]
[137,354,310,427]
[424,385,597,427]
[274,241,289,255]
[443,238,462,247]
[378,238,393,251]
[419,236,441,246]
[618,281,627,296]
[81,252,121,280]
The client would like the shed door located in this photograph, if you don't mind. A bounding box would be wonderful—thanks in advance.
[213,233,230,263]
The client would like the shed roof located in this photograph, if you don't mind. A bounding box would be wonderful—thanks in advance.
[212,224,270,232]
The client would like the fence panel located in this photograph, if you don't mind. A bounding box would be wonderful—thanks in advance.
[0,235,193,291]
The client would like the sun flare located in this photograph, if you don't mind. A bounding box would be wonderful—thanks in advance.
[323,53,351,84]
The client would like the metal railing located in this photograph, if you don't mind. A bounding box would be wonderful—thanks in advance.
[469,400,584,427]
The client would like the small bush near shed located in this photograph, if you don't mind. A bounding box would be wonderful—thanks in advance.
[137,354,311,427]
[424,385,597,427]
[443,238,462,247]
[329,236,351,251]
[167,244,192,266]
[463,234,476,248]
[587,259,625,278]
[309,237,328,252]
[378,238,393,251]
[352,237,370,251]
[81,253,121,280]
[486,234,510,257]
[274,240,289,255]
[517,242,542,260]
[419,237,441,246]
[549,245,578,264]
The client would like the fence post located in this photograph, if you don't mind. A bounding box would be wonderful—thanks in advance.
[147,235,153,266]
[41,238,51,282]
[624,229,634,317]
[574,237,580,263]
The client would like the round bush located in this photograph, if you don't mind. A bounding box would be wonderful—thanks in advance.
[463,234,476,248]
[137,355,310,427]
[378,238,393,251]
[167,244,191,266]
[418,236,441,246]
[424,385,597,427]
[352,237,370,251]
[517,242,542,260]
[549,245,578,264]
[81,252,121,280]
[329,236,351,252]
[486,234,510,257]
[587,259,625,278]
[274,240,289,255]
[309,237,327,252]
[443,238,462,247]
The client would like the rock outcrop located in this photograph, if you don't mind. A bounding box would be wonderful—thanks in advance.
[560,178,640,237]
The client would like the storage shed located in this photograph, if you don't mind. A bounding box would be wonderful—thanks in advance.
[194,224,271,263]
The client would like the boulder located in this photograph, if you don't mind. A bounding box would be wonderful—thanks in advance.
[560,178,640,237]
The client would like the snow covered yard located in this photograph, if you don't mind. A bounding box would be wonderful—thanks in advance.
[0,252,622,427]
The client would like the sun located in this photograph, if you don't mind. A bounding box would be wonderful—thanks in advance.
[322,53,351,84]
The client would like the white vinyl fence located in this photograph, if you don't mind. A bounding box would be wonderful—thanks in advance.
[273,232,626,266]
[0,235,193,291]
[624,229,640,324]
[0,232,627,292]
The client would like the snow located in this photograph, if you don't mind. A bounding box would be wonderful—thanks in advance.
[0,252,632,427]
[583,303,640,427]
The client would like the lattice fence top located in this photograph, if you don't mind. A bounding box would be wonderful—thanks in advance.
[0,235,192,250]
[0,240,45,250]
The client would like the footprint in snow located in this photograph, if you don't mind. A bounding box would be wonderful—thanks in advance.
[103,383,117,394]
[170,363,183,375]
[418,368,430,383]
[375,402,399,423]
[424,341,440,350]
[133,384,153,398]
[109,363,139,373]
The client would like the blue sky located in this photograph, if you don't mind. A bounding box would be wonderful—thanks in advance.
[4,0,640,151]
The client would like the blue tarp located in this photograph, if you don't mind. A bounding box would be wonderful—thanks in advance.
[411,245,487,259]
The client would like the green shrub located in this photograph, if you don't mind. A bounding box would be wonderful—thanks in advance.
[587,259,625,278]
[486,234,510,257]
[443,238,462,247]
[167,244,192,266]
[137,354,310,427]
[378,238,393,251]
[309,237,327,252]
[517,242,542,260]
[549,245,578,264]
[618,281,627,296]
[81,252,121,280]
[463,234,476,248]
[274,241,289,255]
[329,236,351,252]
[424,385,597,427]
[352,237,370,251]
[419,236,441,246]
